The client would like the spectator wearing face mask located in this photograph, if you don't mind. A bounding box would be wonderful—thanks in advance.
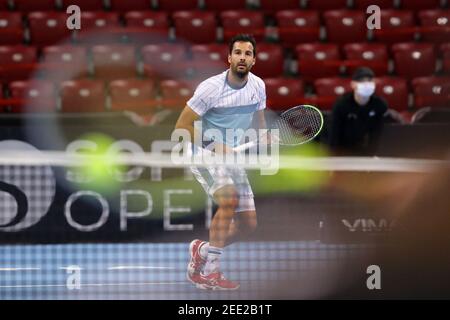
[329,67,388,155]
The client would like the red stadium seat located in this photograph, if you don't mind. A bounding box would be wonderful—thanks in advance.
[0,0,9,10]
[9,80,56,112]
[392,43,436,79]
[75,12,121,43]
[109,0,152,11]
[418,10,450,43]
[314,77,352,110]
[343,43,389,76]
[141,43,188,79]
[92,45,137,80]
[160,79,196,108]
[251,43,284,78]
[373,10,417,43]
[157,0,198,11]
[259,0,300,15]
[374,77,409,111]
[399,0,442,10]
[203,0,247,11]
[28,12,73,46]
[305,0,348,10]
[220,10,265,42]
[275,10,321,47]
[441,43,450,73]
[0,45,37,83]
[109,78,157,113]
[124,11,170,43]
[60,79,106,112]
[191,44,228,77]
[14,0,57,12]
[61,0,105,11]
[0,12,24,45]
[353,0,394,9]
[264,77,304,110]
[172,11,217,44]
[323,10,367,44]
[412,76,450,108]
[41,45,89,80]
[296,43,341,82]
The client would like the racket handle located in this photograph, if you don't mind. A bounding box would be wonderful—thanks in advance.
[233,140,256,153]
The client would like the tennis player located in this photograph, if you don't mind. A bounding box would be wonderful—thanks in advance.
[174,34,267,290]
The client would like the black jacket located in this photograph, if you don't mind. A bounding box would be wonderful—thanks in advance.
[330,92,388,155]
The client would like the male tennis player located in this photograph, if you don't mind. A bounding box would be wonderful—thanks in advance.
[174,34,267,290]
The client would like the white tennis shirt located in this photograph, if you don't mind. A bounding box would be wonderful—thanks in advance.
[187,70,266,147]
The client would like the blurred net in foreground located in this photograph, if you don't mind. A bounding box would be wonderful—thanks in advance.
[0,151,449,300]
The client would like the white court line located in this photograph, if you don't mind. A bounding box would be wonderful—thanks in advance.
[0,267,41,271]
[108,266,176,270]
[0,282,187,289]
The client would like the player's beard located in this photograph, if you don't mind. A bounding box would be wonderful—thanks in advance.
[232,63,250,79]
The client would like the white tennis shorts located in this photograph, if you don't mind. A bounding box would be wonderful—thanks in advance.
[190,164,255,213]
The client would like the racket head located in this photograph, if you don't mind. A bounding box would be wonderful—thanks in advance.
[273,105,324,146]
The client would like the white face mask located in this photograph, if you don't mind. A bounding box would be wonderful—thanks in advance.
[356,82,376,98]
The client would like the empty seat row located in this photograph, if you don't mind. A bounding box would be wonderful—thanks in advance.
[0,0,446,13]
[1,42,448,84]
[0,9,449,46]
[1,76,448,114]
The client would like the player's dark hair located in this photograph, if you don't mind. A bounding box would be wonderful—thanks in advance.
[228,34,256,56]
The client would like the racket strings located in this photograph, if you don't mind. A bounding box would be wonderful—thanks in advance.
[276,107,323,145]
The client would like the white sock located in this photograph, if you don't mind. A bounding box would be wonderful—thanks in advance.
[199,242,209,260]
[202,246,223,276]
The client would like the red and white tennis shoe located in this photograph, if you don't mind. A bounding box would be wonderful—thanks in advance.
[196,272,240,290]
[187,239,206,284]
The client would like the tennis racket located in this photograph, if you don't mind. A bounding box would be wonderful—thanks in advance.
[233,104,324,152]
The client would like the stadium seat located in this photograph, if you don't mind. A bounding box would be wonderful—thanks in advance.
[275,10,321,47]
[109,0,152,11]
[0,12,24,45]
[314,77,352,110]
[9,80,56,112]
[251,43,284,78]
[60,79,106,112]
[109,79,157,113]
[0,0,9,10]
[343,43,389,76]
[124,11,170,43]
[373,10,417,43]
[172,11,217,44]
[392,43,436,79]
[352,0,394,9]
[0,45,37,83]
[258,0,300,15]
[141,43,188,79]
[203,0,247,11]
[295,43,341,82]
[92,45,137,80]
[13,0,57,12]
[305,0,348,11]
[220,10,266,42]
[28,12,73,46]
[418,10,450,43]
[157,0,199,11]
[191,43,228,77]
[75,12,121,43]
[264,77,304,110]
[324,10,368,44]
[61,0,105,11]
[398,0,442,10]
[41,45,89,80]
[412,76,450,108]
[441,43,450,73]
[374,77,409,111]
[160,79,196,108]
